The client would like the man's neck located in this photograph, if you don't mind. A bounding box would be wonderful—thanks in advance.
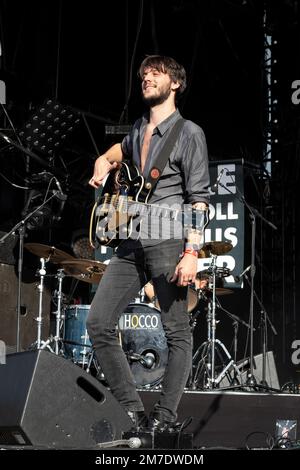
[148,101,177,127]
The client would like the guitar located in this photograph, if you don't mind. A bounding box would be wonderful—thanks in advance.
[94,161,208,248]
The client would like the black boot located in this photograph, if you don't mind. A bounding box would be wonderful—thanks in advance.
[148,410,180,432]
[127,410,149,431]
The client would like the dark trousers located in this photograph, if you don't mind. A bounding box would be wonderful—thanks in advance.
[86,238,192,421]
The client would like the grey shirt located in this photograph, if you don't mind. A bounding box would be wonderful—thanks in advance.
[121,109,210,245]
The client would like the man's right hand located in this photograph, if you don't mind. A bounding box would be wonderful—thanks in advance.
[89,156,118,188]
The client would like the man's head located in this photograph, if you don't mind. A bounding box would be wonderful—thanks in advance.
[139,55,186,107]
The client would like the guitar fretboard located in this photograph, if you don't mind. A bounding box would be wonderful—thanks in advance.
[97,194,208,226]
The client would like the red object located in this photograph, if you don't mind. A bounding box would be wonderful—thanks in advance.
[184,248,198,257]
[150,168,160,179]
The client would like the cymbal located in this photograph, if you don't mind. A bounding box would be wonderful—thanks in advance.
[60,259,106,284]
[24,243,75,263]
[196,266,231,279]
[198,241,233,257]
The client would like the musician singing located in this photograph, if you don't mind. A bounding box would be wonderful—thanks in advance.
[87,55,210,431]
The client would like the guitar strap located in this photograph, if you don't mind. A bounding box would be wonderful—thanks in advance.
[139,117,185,200]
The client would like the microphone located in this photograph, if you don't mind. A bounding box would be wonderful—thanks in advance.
[234,265,251,282]
[54,177,64,194]
[127,352,155,368]
[128,437,142,448]
[54,178,67,201]
[96,437,142,449]
[211,168,225,192]
[142,352,155,368]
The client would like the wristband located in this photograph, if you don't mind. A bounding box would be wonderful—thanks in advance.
[184,248,198,258]
[185,242,201,251]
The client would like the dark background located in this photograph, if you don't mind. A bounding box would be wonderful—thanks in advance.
[0,0,299,386]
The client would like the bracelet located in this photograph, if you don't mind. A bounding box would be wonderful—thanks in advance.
[185,242,201,251]
[184,248,198,258]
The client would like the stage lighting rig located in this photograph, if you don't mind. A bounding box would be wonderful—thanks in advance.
[18,99,80,158]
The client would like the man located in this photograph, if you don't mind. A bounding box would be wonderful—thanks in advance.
[87,55,210,431]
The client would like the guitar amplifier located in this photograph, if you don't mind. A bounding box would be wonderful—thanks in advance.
[0,263,51,350]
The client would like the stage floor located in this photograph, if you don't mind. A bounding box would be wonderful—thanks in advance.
[139,388,300,449]
[1,351,300,450]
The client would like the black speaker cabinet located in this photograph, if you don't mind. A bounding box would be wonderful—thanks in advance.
[220,351,280,390]
[0,263,50,350]
[0,350,132,448]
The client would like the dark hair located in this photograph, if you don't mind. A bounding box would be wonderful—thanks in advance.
[138,55,187,95]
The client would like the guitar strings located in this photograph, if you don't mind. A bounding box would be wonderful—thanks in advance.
[100,194,209,217]
[98,194,210,228]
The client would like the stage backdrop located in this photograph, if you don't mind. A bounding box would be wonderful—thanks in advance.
[198,159,245,288]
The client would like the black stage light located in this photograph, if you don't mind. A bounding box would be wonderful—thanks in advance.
[18,99,80,157]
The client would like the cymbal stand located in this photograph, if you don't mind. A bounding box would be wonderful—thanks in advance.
[34,258,66,353]
[191,255,242,390]
[210,255,217,386]
[233,320,238,364]
[53,269,65,355]
[36,257,46,349]
[39,268,67,355]
[243,271,277,388]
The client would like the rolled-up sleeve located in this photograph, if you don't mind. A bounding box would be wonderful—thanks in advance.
[181,128,210,205]
[121,118,143,159]
[121,133,132,158]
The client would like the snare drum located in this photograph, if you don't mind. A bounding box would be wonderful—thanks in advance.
[118,303,168,388]
[64,305,92,364]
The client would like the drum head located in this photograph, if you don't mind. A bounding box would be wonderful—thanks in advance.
[118,303,168,389]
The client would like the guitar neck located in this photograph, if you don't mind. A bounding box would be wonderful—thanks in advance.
[129,200,180,220]
[106,195,208,229]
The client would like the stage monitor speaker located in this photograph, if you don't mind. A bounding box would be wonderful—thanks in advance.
[220,351,280,389]
[0,350,132,448]
[0,263,50,349]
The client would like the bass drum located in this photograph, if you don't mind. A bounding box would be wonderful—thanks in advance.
[118,303,167,389]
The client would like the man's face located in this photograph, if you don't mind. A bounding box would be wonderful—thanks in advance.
[141,67,174,107]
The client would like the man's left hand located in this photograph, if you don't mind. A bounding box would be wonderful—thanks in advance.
[170,254,198,286]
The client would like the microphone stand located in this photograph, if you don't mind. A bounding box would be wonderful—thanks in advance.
[218,180,277,390]
[215,299,253,386]
[243,271,277,387]
[0,191,63,352]
[242,202,276,387]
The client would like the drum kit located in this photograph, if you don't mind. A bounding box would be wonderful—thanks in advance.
[24,239,245,390]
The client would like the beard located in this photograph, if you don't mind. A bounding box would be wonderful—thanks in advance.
[142,83,172,107]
